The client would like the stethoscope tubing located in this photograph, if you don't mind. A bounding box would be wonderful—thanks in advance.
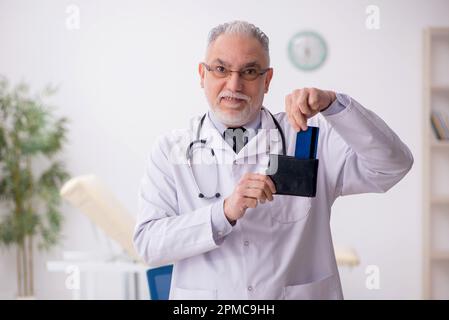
[186,108,286,199]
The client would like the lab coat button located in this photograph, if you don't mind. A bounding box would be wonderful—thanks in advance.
[244,240,249,246]
[247,286,253,291]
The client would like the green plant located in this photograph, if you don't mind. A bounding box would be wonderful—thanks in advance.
[0,76,70,297]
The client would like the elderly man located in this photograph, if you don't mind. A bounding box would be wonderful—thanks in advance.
[133,21,413,300]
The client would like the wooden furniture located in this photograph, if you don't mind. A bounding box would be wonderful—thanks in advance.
[423,27,449,299]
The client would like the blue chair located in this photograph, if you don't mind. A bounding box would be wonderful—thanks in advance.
[146,265,173,300]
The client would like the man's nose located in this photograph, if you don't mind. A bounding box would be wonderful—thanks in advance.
[226,71,243,92]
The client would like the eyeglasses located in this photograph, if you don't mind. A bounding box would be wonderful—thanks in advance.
[202,63,270,81]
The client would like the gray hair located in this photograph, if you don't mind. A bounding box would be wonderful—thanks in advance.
[207,21,270,64]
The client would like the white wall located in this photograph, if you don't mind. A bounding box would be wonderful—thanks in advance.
[0,0,448,299]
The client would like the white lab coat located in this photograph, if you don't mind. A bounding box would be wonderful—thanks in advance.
[133,96,413,300]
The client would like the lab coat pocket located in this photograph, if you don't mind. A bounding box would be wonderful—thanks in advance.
[171,287,217,300]
[269,195,311,223]
[283,274,338,300]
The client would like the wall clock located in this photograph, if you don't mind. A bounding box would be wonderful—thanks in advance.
[288,31,327,71]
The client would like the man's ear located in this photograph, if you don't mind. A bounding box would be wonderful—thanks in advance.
[264,68,273,93]
[198,63,205,88]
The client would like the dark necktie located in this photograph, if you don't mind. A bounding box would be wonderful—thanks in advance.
[223,127,248,154]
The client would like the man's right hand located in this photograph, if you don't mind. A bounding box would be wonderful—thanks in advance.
[223,173,276,224]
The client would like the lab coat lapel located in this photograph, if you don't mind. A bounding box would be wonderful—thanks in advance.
[234,108,283,161]
[196,109,284,162]
[198,115,234,154]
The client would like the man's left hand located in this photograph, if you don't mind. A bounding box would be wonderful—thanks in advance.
[285,88,336,131]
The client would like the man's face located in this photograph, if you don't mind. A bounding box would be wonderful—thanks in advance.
[199,34,273,127]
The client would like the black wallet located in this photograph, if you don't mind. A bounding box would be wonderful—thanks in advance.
[267,154,319,197]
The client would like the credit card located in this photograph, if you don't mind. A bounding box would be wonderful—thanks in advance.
[295,126,319,160]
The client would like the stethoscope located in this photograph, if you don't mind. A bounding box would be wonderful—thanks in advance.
[186,108,286,199]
